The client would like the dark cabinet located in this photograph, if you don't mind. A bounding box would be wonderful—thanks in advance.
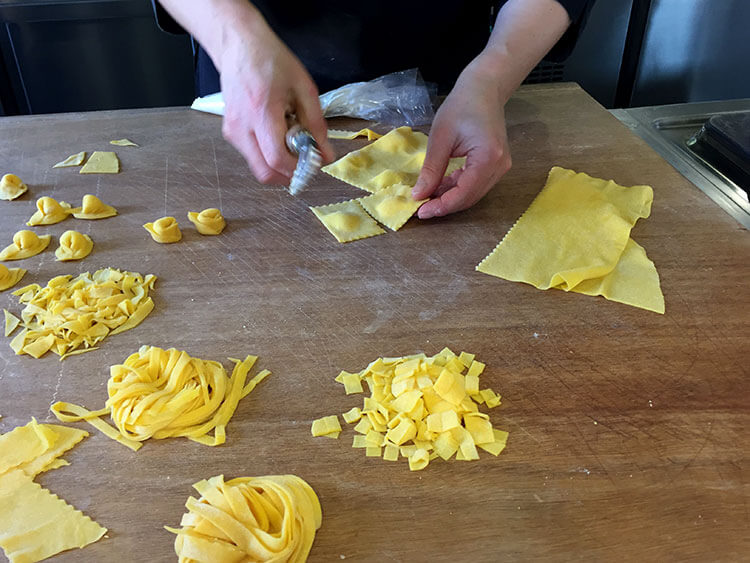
[0,0,195,115]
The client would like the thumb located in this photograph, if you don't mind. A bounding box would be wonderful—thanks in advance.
[295,82,335,164]
[412,128,453,200]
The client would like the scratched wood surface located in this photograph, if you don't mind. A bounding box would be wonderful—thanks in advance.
[0,83,748,562]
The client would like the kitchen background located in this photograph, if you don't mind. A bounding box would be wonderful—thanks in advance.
[0,0,748,116]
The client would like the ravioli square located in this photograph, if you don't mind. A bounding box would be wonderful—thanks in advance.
[311,200,385,243]
[358,183,426,231]
[79,151,119,174]
[322,126,464,193]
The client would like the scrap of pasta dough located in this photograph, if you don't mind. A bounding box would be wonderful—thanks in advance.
[0,469,106,563]
[0,173,28,200]
[144,216,182,243]
[4,310,21,336]
[79,151,119,174]
[322,126,465,193]
[55,231,93,261]
[0,230,52,260]
[51,345,271,450]
[27,196,72,226]
[8,267,157,359]
[310,200,385,243]
[109,138,138,147]
[328,128,383,141]
[314,347,509,471]
[71,194,117,219]
[0,264,26,292]
[358,183,427,231]
[166,474,321,563]
[53,151,87,168]
[187,208,226,235]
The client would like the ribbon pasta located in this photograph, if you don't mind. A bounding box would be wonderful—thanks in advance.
[51,345,270,451]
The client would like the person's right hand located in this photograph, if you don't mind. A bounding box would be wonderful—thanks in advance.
[217,17,334,185]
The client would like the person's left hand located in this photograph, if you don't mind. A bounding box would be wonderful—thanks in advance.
[411,57,512,219]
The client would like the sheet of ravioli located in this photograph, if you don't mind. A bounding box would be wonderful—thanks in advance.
[0,469,106,563]
[322,126,465,193]
[476,166,664,313]
[311,200,385,243]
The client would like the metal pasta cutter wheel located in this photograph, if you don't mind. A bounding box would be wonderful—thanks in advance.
[285,122,322,196]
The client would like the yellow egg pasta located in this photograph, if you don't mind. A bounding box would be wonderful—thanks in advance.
[6,267,156,359]
[0,264,26,292]
[322,126,465,193]
[109,138,138,147]
[187,208,226,235]
[0,230,52,261]
[71,194,117,219]
[26,196,72,226]
[55,230,93,261]
[310,200,385,243]
[51,345,271,451]
[3,309,21,336]
[357,183,427,231]
[314,348,509,470]
[144,216,182,243]
[79,151,119,174]
[166,474,321,563]
[53,151,87,168]
[327,128,383,141]
[0,173,28,200]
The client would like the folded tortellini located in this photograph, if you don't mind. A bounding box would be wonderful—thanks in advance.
[0,173,28,200]
[0,263,26,291]
[71,194,118,219]
[26,196,72,226]
[187,208,226,235]
[55,230,94,261]
[0,230,51,260]
[144,216,182,243]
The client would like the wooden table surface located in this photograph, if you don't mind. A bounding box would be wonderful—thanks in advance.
[1,83,748,562]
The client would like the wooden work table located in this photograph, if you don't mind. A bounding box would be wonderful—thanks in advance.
[0,83,748,561]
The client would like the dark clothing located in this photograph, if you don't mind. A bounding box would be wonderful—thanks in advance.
[153,1,594,96]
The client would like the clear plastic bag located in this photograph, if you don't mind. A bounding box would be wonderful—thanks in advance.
[319,68,436,126]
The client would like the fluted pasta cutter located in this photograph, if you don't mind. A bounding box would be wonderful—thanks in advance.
[285,120,322,196]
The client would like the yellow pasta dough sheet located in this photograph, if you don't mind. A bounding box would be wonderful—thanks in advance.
[476,166,665,314]
[322,126,465,193]
[311,199,385,243]
[52,345,271,451]
[79,151,119,174]
[327,128,383,141]
[358,183,427,231]
[0,469,106,563]
[166,474,321,563]
[53,151,86,168]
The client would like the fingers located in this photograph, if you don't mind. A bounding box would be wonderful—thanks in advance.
[222,114,290,185]
[411,126,454,201]
[417,147,510,219]
[254,102,298,179]
[294,81,335,164]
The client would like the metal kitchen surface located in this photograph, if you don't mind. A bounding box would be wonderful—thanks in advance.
[612,99,750,229]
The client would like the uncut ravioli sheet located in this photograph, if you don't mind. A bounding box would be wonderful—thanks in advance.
[477,166,665,313]
[322,126,465,193]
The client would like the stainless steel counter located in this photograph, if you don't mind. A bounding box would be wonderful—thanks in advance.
[612,99,750,229]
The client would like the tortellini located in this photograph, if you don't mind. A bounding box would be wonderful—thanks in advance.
[26,196,72,226]
[55,230,94,261]
[187,208,226,235]
[0,173,28,200]
[0,263,26,291]
[71,194,118,220]
[143,216,182,243]
[0,230,52,260]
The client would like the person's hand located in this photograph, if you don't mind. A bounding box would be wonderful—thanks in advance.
[411,57,511,219]
[217,18,334,184]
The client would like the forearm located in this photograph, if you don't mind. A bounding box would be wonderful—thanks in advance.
[156,0,268,73]
[468,0,572,103]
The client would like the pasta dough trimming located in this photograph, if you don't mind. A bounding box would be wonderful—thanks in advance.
[55,230,94,261]
[109,138,138,147]
[327,128,383,141]
[52,345,271,451]
[144,216,182,243]
[166,474,321,563]
[79,151,119,174]
[7,267,157,359]
[0,230,52,261]
[53,151,87,168]
[26,196,72,226]
[0,173,28,200]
